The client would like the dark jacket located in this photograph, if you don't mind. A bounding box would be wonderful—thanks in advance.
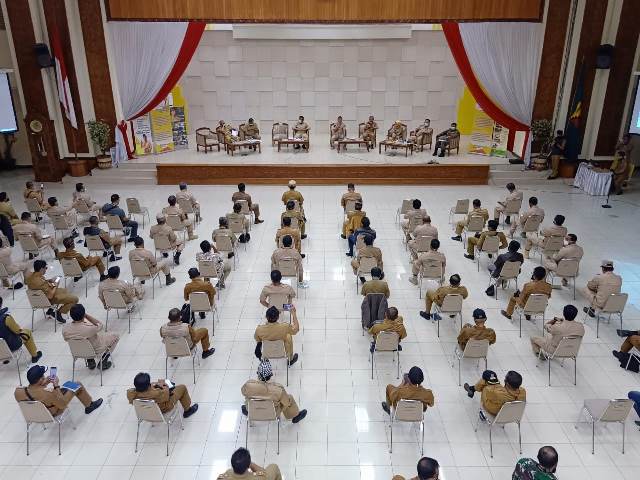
[353,226,377,242]
[492,251,524,278]
[0,308,22,351]
[361,293,387,331]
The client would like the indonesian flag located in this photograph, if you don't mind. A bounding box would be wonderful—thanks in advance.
[50,26,77,129]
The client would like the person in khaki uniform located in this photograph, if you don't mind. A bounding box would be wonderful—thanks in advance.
[409,238,446,286]
[463,219,507,260]
[611,150,631,195]
[13,212,58,255]
[420,274,468,321]
[99,266,144,308]
[275,217,302,255]
[361,267,390,298]
[26,260,78,323]
[543,233,584,287]
[409,118,433,144]
[213,217,238,247]
[281,179,304,207]
[184,267,216,313]
[259,270,296,307]
[0,192,19,225]
[0,297,41,362]
[242,118,260,140]
[581,260,622,316]
[292,116,309,149]
[218,448,282,480]
[57,236,107,280]
[501,266,552,319]
[271,236,304,283]
[232,183,264,224]
[493,182,523,223]
[163,195,198,241]
[387,120,405,141]
[281,200,306,237]
[351,235,383,276]
[464,370,526,416]
[510,196,545,237]
[0,232,28,289]
[176,182,201,222]
[401,199,427,237]
[613,329,640,358]
[368,307,407,347]
[15,364,102,415]
[342,202,366,238]
[254,306,300,364]
[160,307,215,359]
[392,457,440,480]
[23,181,47,210]
[47,196,79,236]
[382,366,434,415]
[457,308,497,351]
[227,202,251,235]
[83,215,122,260]
[524,214,567,259]
[362,116,378,147]
[63,304,118,370]
[129,237,176,285]
[530,304,584,356]
[241,359,307,422]
[407,216,438,260]
[126,372,199,417]
[150,213,184,265]
[340,183,363,210]
[330,116,346,148]
[452,198,489,240]
[72,183,101,215]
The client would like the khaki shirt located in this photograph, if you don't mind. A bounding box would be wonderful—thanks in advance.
[477,230,508,250]
[0,202,19,223]
[232,191,253,207]
[12,221,47,242]
[293,121,309,134]
[281,210,304,227]
[259,283,296,304]
[275,227,301,252]
[331,122,346,137]
[387,124,404,141]
[57,249,94,270]
[517,279,552,307]
[128,248,158,270]
[48,205,75,218]
[271,247,303,273]
[184,277,215,304]
[540,318,585,352]
[520,205,545,225]
[432,284,468,305]
[25,271,54,295]
[72,191,95,208]
[226,212,247,226]
[586,271,622,308]
[356,245,383,270]
[242,123,260,138]
[457,324,496,350]
[99,278,139,306]
[160,321,196,348]
[369,316,407,340]
[150,223,179,246]
[254,321,299,342]
[127,383,173,413]
[415,250,446,273]
[465,207,490,225]
[387,383,434,409]
[540,224,567,239]
[240,379,294,415]
[281,190,304,206]
[163,204,187,221]
[176,190,198,207]
[412,223,438,239]
[218,468,270,479]
[62,319,109,352]
[341,191,362,208]
[23,188,44,204]
[552,243,584,263]
[475,379,526,416]
[15,384,72,416]
[500,190,523,205]
[404,208,428,226]
[361,279,390,298]
[345,210,366,234]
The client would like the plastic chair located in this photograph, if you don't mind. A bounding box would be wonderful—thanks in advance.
[488,261,521,301]
[452,338,489,386]
[60,257,89,297]
[418,260,443,298]
[589,293,628,338]
[153,234,175,259]
[214,233,237,269]
[500,198,522,225]
[370,331,400,379]
[164,336,199,384]
[236,199,254,226]
[344,199,358,214]
[475,400,526,458]
[177,198,198,224]
[103,289,139,333]
[126,198,150,228]
[85,235,112,268]
[396,199,414,225]
[166,214,187,241]
[262,339,289,386]
[434,294,463,337]
[130,258,162,299]
[475,235,500,272]
[537,235,564,262]
[414,235,434,255]
[246,398,280,454]
[537,335,582,386]
[67,337,111,386]
[355,256,379,292]
[0,262,23,299]
[133,399,183,456]
[189,291,217,334]
[578,398,633,454]
[197,260,221,298]
[73,199,93,225]
[105,215,126,238]
[18,233,50,260]
[355,234,366,253]
[521,215,543,237]
[25,197,47,226]
[18,400,73,455]
[50,214,75,240]
[515,293,548,337]
[0,337,23,385]
[449,199,469,224]
[26,289,58,332]
[276,257,299,295]
[390,399,425,455]
[547,258,579,299]
[461,216,486,244]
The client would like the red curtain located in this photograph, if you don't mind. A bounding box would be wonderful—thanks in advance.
[442,23,529,157]
[130,22,206,120]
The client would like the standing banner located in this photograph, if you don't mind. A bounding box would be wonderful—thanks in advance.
[132,114,153,155]
[150,107,174,154]
[467,102,509,157]
[171,106,188,149]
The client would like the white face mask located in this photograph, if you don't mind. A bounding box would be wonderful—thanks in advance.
[563,240,569,246]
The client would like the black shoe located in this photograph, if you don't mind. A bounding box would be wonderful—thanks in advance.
[103,251,108,257]
[29,253,35,260]
[85,398,103,414]
[183,404,199,418]
[617,329,636,337]
[46,308,55,317]
[2,360,9,365]
[359,276,366,284]
[464,254,474,260]
[162,253,169,258]
[583,307,595,318]
[419,311,431,320]
[55,312,66,324]
[166,276,176,286]
[505,216,511,225]
[301,254,306,258]
[127,237,136,243]
[381,402,391,415]
[346,252,353,257]
[488,254,493,259]
[241,404,248,416]
[98,360,112,371]
[438,153,445,157]
[288,353,299,366]
[292,409,307,423]
[612,350,621,360]
[227,252,234,259]
[525,314,532,321]
[301,234,307,239]
[73,276,82,283]
[254,219,264,224]
[202,348,215,359]
[340,234,346,239]
[520,232,527,238]
[173,252,181,265]
[10,282,23,290]
[500,310,511,320]
[635,421,640,427]
[369,342,376,353]
[87,358,97,370]
[199,312,206,319]
[451,235,462,242]
[31,351,43,363]
[547,175,558,180]
[140,280,146,284]
[397,344,402,351]
[464,383,475,398]
[485,286,495,297]
[71,230,79,238]
[99,274,108,282]
[109,254,122,262]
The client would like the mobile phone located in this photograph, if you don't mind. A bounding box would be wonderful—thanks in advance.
[54,276,61,284]
[40,183,44,190]
[49,366,57,379]
[165,379,175,389]
[283,303,292,311]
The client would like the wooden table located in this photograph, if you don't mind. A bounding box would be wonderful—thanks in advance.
[277,138,310,152]
[227,140,261,156]
[379,140,414,157]
[337,139,370,153]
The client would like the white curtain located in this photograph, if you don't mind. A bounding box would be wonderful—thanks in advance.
[458,23,543,162]
[109,22,188,120]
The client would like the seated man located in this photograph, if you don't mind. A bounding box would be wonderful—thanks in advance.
[409,238,446,286]
[452,198,489,242]
[281,179,304,210]
[493,182,522,223]
[407,216,438,260]
[393,457,440,480]
[129,237,176,286]
[150,213,184,265]
[510,196,545,237]
[362,116,378,147]
[13,212,58,256]
[513,446,559,480]
[531,304,584,356]
[259,270,296,308]
[163,195,198,241]
[432,122,460,157]
[275,217,302,256]
[387,120,405,141]
[464,370,526,416]
[160,307,215,359]
[102,193,138,241]
[83,215,122,261]
[340,183,363,211]
[351,234,383,281]
[361,267,390,298]
[271,235,304,284]
[629,391,640,427]
[212,217,238,248]
[0,192,19,225]
[612,329,640,363]
[57,236,107,281]
[99,266,144,309]
[292,116,310,149]
[184,267,216,317]
[409,118,433,145]
[420,274,468,321]
[486,240,523,297]
[126,372,198,417]
[226,202,251,236]
[0,296,42,363]
[196,240,231,288]
[330,115,346,148]
[347,216,376,257]
[242,118,261,140]
[15,364,102,415]
[342,201,366,239]
[281,200,306,238]
[23,181,48,210]
[72,182,100,215]
[464,219,507,261]
[47,196,78,237]
[218,447,282,480]
[382,365,434,414]
[0,232,28,289]
[543,233,583,287]
[580,260,622,317]
[501,266,552,320]
[524,214,567,259]
[457,308,496,351]
[401,199,427,237]
[255,306,300,366]
[368,307,407,351]
[232,183,263,224]
[176,182,201,223]
[26,260,78,323]
[63,303,118,370]
[241,359,307,422]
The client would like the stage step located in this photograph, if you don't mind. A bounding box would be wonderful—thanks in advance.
[61,162,157,185]
[488,163,550,186]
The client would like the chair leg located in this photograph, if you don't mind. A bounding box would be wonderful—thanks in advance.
[574,358,577,385]
[106,309,109,331]
[26,423,30,456]
[245,416,249,448]
[165,357,168,379]
[489,424,493,458]
[458,357,461,386]
[277,419,280,455]
[58,421,62,455]
[371,351,374,380]
[592,420,595,454]
[135,421,140,453]
[421,419,425,455]
[166,423,170,457]
[286,359,289,387]
[518,422,522,454]
[192,355,196,384]
[548,358,551,386]
[389,419,393,453]
[622,421,625,454]
[397,350,400,379]
[72,358,76,381]
[99,358,103,386]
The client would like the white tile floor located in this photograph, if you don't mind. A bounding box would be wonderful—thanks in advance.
[0,169,639,480]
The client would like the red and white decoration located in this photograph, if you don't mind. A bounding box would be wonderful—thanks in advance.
[50,26,77,129]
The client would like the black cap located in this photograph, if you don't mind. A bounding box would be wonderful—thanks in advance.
[26,365,47,384]
[472,308,487,320]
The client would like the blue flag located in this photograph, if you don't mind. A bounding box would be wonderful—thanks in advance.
[565,63,584,162]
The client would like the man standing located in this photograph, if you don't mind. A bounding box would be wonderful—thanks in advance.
[232,183,264,224]
[501,267,552,320]
[452,198,489,242]
[513,446,559,480]
[102,194,138,242]
[382,366,434,414]
[581,260,622,317]
[457,308,496,351]
[126,372,198,417]
[420,274,468,321]
[160,307,215,359]
[150,214,184,265]
[57,236,107,281]
[163,195,198,241]
[129,237,176,286]
[63,304,118,370]
[26,260,78,323]
[176,182,201,222]
[548,130,566,180]
[254,306,300,366]
[493,182,523,223]
[530,304,584,356]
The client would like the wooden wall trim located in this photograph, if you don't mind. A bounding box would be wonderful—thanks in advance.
[594,0,639,156]
[156,163,490,185]
[42,0,89,154]
[532,0,571,122]
[106,0,544,23]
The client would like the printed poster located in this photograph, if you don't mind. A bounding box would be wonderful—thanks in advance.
[150,107,174,154]
[171,106,188,149]
[467,103,509,158]
[132,114,153,156]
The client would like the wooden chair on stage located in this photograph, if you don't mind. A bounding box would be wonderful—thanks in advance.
[272,123,289,146]
[446,134,461,156]
[329,122,347,148]
[386,123,407,141]
[359,122,378,147]
[195,127,220,153]
[413,130,433,152]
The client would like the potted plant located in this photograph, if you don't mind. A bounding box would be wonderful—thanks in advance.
[531,119,554,154]
[87,120,112,169]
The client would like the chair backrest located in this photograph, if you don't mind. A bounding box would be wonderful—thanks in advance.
[358,123,365,137]
[387,123,407,140]
[261,339,286,359]
[272,122,289,137]
[523,293,548,314]
[421,260,443,280]
[523,215,542,233]
[0,338,14,360]
[394,399,424,422]
[153,234,173,251]
[105,214,124,230]
[214,233,233,252]
[408,214,423,230]
[238,123,246,140]
[276,257,298,277]
[599,399,633,422]
[415,235,433,253]
[27,289,52,309]
[189,291,212,311]
[453,199,469,215]
[103,289,128,309]
[374,331,399,352]
[236,199,251,215]
[67,337,98,358]
[355,234,366,252]
[440,294,463,313]
[177,198,194,215]
[288,216,299,229]
[542,236,565,255]
[345,200,358,213]
[25,197,44,214]
[499,261,521,280]
[555,258,579,278]
[480,235,500,253]
[448,135,460,149]
[126,198,143,215]
[196,127,214,143]
[74,199,91,214]
[504,198,522,215]
[60,257,83,277]
[228,218,244,234]
[552,335,583,359]
[602,293,628,314]
[463,338,490,358]
[163,336,192,357]
[197,260,219,278]
[50,215,70,230]
[247,398,278,421]
[130,258,152,278]
[357,256,379,275]
[85,235,106,252]
[494,400,526,425]
[166,215,184,231]
[133,399,167,423]
[399,199,414,215]
[18,400,55,424]
[267,293,291,312]
[18,234,39,253]
[466,215,486,232]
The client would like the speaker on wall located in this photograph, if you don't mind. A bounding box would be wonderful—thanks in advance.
[34,43,54,68]
[596,44,614,69]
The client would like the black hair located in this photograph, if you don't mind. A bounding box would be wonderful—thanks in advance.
[472,198,481,208]
[408,366,424,385]
[33,260,47,271]
[364,235,373,246]
[563,304,578,321]
[168,195,177,206]
[231,448,251,474]
[133,237,144,247]
[412,199,421,209]
[266,306,280,322]
[361,217,370,228]
[111,194,120,203]
[553,214,565,226]
[134,372,151,392]
[505,370,523,389]
[370,267,382,278]
[108,266,120,279]
[200,240,211,252]
[282,235,293,247]
[529,196,538,206]
[188,268,200,279]
[417,457,439,480]
[282,216,292,226]
[532,266,546,280]
[487,219,498,230]
[168,308,181,322]
[508,240,521,252]
[270,270,282,283]
[430,238,440,250]
[238,183,246,191]
[450,274,461,286]
[537,446,558,472]
[70,304,85,322]
[506,183,516,191]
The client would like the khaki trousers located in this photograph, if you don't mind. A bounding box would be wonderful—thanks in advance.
[467,236,480,255]
[21,328,38,356]
[50,382,93,415]
[52,289,79,314]
[168,384,192,411]
[152,260,171,276]
[263,465,282,480]
[251,203,261,219]
[505,295,523,316]
[530,336,545,354]
[83,256,105,275]
[550,155,561,176]
[493,205,504,221]
[425,289,439,312]
[455,220,466,235]
[191,327,211,351]
[277,393,300,420]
